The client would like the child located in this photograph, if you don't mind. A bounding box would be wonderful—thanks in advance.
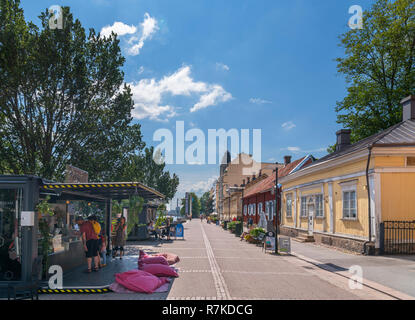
[99,233,107,267]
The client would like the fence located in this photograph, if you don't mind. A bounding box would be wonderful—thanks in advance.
[380,221,415,254]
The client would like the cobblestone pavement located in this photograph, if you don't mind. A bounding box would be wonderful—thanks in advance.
[40,220,403,300]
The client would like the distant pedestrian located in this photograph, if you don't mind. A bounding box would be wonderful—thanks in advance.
[112,217,126,259]
[248,217,253,229]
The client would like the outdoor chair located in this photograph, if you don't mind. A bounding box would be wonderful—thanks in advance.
[8,256,43,300]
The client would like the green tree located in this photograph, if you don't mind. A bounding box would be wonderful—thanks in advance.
[0,1,144,181]
[334,0,415,144]
[179,193,200,217]
[112,147,179,201]
[200,191,214,215]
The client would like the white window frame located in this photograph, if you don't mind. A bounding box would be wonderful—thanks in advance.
[340,181,358,220]
[286,194,292,218]
[315,194,324,218]
[258,202,263,216]
[244,204,247,216]
[300,196,307,217]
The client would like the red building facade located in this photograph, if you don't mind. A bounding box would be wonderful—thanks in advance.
[242,155,314,227]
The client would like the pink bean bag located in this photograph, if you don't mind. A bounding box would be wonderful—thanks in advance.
[140,263,179,277]
[138,256,169,266]
[115,269,168,294]
[153,252,180,265]
[139,250,150,259]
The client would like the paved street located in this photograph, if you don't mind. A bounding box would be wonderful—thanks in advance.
[39,220,414,300]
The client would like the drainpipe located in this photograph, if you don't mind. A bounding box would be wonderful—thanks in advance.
[365,146,373,252]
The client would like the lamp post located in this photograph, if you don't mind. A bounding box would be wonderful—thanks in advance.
[274,164,279,254]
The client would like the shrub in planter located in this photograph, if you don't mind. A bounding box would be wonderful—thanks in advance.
[249,227,266,238]
[227,221,237,233]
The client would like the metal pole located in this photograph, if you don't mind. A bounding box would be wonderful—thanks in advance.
[274,165,279,254]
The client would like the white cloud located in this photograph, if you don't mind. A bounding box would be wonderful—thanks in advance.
[281,121,296,130]
[249,98,272,104]
[100,22,137,38]
[216,62,230,71]
[190,85,232,112]
[178,176,218,195]
[100,13,158,56]
[128,13,159,56]
[128,65,232,120]
[282,146,326,154]
[138,66,145,74]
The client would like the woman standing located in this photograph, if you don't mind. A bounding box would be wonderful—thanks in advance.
[112,217,126,259]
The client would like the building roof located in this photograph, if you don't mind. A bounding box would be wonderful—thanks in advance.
[243,156,313,198]
[309,119,415,167]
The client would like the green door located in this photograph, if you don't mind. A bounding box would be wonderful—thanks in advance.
[0,188,23,281]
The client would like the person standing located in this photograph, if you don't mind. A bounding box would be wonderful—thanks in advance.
[99,231,107,267]
[75,216,99,273]
[112,217,126,259]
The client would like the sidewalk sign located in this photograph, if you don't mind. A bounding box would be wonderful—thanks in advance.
[279,236,291,253]
[265,231,275,252]
[175,223,184,238]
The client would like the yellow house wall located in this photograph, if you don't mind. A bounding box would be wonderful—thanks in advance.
[332,175,369,238]
[380,172,415,221]
[374,156,406,167]
[281,150,415,241]
[282,159,370,238]
[282,192,295,227]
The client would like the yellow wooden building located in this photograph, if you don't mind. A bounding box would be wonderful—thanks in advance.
[279,96,415,253]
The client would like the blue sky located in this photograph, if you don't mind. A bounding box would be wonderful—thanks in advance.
[21,0,374,208]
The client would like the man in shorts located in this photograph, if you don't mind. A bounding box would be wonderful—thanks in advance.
[75,216,99,272]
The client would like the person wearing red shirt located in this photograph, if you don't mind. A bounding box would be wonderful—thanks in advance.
[75,216,99,273]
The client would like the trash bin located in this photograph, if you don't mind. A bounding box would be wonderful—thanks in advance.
[216,220,219,226]
[235,222,242,237]
[223,221,228,230]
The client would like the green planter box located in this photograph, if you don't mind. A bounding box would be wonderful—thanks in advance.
[234,222,243,237]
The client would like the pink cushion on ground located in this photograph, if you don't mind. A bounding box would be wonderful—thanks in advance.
[153,253,180,265]
[139,256,169,266]
[140,263,179,277]
[115,269,168,294]
[139,250,150,259]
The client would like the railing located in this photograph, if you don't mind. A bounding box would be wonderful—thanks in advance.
[380,221,415,254]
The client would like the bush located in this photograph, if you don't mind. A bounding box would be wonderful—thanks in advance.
[249,227,266,238]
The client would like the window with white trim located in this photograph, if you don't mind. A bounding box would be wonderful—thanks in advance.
[300,196,307,217]
[243,204,247,216]
[343,190,357,219]
[258,202,263,216]
[253,203,256,215]
[264,201,269,219]
[286,194,292,217]
[315,194,324,217]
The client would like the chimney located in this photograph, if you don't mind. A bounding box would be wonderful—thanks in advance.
[259,169,262,176]
[336,129,351,152]
[401,95,415,121]
[284,155,292,165]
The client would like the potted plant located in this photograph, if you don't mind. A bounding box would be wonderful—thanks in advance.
[36,196,54,278]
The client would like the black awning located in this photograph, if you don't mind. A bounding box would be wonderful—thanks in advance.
[39,181,165,201]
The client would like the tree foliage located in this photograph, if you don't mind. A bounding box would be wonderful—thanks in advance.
[200,191,214,215]
[335,0,415,143]
[0,1,179,199]
[180,192,200,217]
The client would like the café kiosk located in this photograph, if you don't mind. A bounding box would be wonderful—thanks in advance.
[0,175,164,298]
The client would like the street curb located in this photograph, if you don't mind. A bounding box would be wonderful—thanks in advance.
[290,251,415,300]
